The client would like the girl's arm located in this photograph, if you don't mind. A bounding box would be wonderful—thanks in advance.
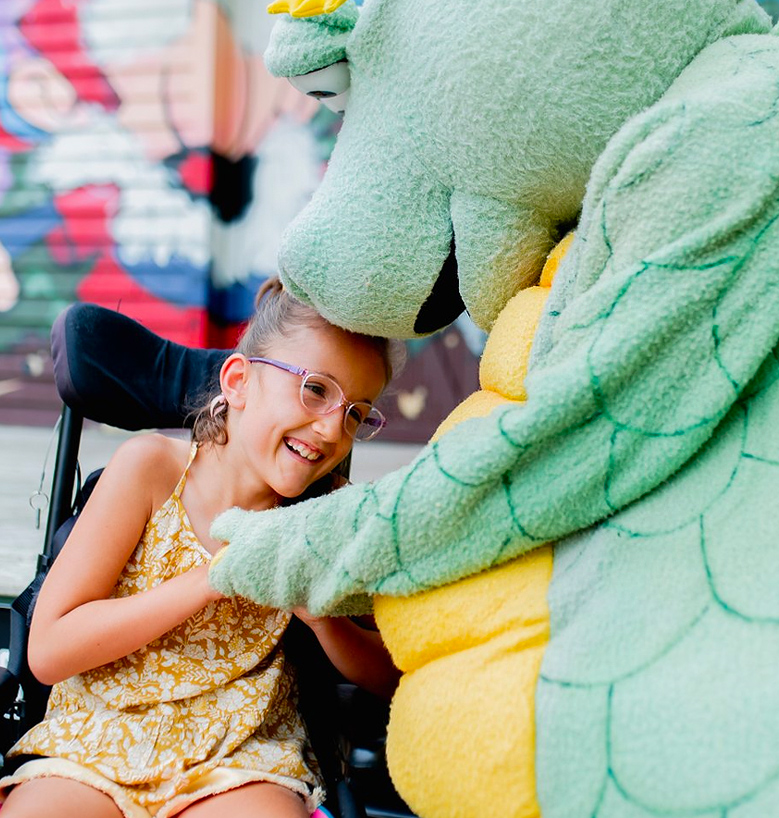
[28,435,223,686]
[294,611,400,700]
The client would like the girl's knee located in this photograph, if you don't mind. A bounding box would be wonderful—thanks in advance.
[0,778,123,818]
[179,782,310,818]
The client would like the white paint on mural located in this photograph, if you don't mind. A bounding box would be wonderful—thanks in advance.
[80,0,194,65]
[27,114,211,271]
[216,0,275,55]
[0,243,20,313]
[210,115,322,286]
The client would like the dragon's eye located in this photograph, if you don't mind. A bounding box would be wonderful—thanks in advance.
[289,60,350,114]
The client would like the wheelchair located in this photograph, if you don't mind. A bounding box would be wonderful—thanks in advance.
[0,303,415,818]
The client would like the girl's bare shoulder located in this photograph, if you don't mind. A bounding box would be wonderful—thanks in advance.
[109,432,188,468]
[104,434,191,507]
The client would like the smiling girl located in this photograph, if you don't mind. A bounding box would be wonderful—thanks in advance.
[0,280,402,818]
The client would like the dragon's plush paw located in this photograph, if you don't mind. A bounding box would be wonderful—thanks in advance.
[208,507,278,598]
[267,0,347,18]
[210,506,256,548]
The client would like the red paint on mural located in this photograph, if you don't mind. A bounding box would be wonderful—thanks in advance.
[77,254,208,347]
[20,0,120,111]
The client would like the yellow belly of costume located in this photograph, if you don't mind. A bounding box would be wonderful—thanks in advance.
[373,235,572,818]
[376,545,552,818]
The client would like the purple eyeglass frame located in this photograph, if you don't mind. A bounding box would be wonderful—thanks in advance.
[247,356,386,440]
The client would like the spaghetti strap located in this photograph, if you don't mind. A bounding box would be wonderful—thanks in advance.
[171,442,198,499]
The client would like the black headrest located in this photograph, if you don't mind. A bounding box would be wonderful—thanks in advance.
[51,304,228,431]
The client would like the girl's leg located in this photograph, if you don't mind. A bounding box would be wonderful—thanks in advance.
[1,777,124,818]
[177,782,309,818]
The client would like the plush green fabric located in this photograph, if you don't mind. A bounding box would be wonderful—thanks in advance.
[264,3,357,76]
[209,1,779,814]
[261,0,772,336]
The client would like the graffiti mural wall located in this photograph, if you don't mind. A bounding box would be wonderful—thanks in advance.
[0,0,337,423]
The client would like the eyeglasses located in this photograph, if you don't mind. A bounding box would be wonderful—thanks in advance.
[247,357,386,441]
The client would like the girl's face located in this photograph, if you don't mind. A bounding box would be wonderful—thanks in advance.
[229,323,387,501]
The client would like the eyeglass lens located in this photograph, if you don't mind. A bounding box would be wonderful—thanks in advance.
[300,373,383,440]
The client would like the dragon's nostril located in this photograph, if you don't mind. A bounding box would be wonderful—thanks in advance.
[413,241,465,334]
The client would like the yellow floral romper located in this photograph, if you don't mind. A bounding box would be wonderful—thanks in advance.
[1,444,324,817]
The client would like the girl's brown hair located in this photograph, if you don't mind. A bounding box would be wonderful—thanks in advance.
[191,278,403,446]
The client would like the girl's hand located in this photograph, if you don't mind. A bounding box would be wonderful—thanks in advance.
[292,607,325,630]
[290,609,400,699]
[194,563,227,604]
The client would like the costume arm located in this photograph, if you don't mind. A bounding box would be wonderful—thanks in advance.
[210,57,779,614]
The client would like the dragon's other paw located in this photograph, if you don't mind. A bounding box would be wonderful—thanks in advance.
[267,0,347,18]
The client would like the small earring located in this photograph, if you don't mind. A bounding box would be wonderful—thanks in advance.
[209,394,227,419]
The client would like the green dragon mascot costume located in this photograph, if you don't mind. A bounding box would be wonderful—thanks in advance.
[209,1,779,815]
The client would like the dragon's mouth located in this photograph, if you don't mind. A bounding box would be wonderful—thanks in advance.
[413,241,465,334]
